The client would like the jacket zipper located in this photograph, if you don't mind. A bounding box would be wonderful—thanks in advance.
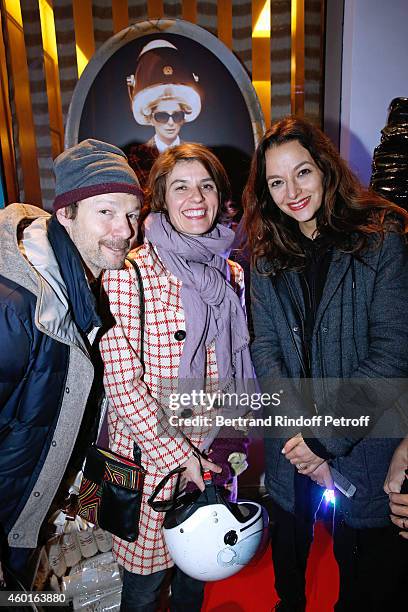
[281,275,321,417]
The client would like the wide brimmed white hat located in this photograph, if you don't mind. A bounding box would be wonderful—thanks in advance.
[126,39,201,125]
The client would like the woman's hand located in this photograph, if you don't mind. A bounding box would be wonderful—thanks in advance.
[308,461,334,488]
[180,454,222,491]
[384,436,408,538]
[384,436,408,494]
[389,492,408,539]
[282,433,325,474]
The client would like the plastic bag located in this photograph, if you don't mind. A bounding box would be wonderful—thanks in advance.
[72,586,122,610]
[62,562,121,599]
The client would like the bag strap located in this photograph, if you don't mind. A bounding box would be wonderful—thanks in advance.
[94,259,144,447]
[126,256,145,367]
[125,256,146,465]
[147,450,205,511]
[147,466,186,511]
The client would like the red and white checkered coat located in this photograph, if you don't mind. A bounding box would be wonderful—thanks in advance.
[100,241,245,574]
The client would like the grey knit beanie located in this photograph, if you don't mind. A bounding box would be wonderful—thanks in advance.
[53,139,143,211]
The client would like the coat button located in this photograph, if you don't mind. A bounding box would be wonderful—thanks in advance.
[33,491,40,497]
[51,440,57,447]
[181,408,192,418]
[65,387,70,394]
[174,330,186,341]
[293,326,299,332]
[13,533,19,540]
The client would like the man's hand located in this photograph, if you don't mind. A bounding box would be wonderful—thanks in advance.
[282,433,325,474]
[181,454,222,491]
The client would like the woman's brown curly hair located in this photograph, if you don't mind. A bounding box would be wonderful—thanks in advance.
[243,116,408,274]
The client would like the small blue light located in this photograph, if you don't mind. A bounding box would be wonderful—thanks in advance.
[323,489,336,505]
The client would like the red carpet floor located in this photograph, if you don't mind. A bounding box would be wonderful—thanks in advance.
[202,520,339,611]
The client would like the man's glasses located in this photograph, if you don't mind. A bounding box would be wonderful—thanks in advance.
[153,111,185,124]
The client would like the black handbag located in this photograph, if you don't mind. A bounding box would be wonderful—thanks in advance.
[77,443,146,541]
[77,256,146,542]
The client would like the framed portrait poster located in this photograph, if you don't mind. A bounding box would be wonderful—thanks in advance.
[65,19,265,209]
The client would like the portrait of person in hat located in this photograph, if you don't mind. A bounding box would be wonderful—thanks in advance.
[124,39,202,188]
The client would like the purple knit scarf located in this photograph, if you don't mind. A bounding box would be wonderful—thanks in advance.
[144,212,254,395]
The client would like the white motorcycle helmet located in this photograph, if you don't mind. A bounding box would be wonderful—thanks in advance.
[149,468,268,581]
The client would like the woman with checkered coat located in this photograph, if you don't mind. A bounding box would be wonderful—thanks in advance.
[100,143,253,611]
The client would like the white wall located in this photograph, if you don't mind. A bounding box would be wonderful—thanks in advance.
[340,0,408,185]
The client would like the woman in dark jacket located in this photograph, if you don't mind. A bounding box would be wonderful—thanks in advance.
[244,116,408,611]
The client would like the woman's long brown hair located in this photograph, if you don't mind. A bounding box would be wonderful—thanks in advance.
[243,116,408,274]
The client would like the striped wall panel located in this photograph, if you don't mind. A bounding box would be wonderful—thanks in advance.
[232,0,252,74]
[163,1,183,19]
[128,0,148,23]
[270,0,291,120]
[196,1,218,37]
[92,0,114,50]
[21,2,55,209]
[53,0,78,127]
[304,0,323,124]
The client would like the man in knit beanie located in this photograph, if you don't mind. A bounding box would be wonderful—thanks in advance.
[53,138,143,277]
[0,139,142,588]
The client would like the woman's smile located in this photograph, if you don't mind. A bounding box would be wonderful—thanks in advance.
[182,207,207,219]
[287,196,311,211]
